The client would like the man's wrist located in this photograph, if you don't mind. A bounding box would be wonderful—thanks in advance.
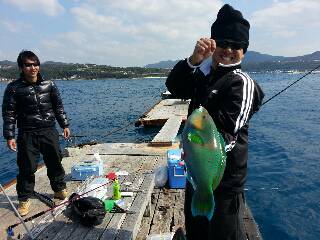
[186,56,200,69]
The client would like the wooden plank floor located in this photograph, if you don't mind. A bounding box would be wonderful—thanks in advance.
[150,115,182,146]
[0,143,174,240]
[137,188,262,240]
[137,99,190,127]
[1,142,262,240]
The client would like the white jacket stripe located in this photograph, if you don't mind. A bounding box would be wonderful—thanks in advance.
[225,140,236,152]
[242,71,254,124]
[234,69,254,134]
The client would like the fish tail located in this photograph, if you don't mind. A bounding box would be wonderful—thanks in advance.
[191,189,215,221]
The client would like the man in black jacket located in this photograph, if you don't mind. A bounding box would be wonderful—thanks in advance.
[2,50,70,216]
[166,4,264,240]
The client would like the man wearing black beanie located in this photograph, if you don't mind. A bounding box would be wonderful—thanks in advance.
[166,4,264,240]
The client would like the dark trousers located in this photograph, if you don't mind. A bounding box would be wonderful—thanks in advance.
[16,128,66,201]
[184,181,246,240]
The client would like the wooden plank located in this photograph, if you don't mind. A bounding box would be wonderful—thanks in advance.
[135,189,160,240]
[35,217,73,240]
[116,173,155,240]
[1,141,263,240]
[0,164,66,238]
[150,116,182,146]
[138,99,189,127]
[82,172,137,240]
[172,190,185,233]
[86,143,168,156]
[244,204,263,240]
[83,215,113,240]
[61,222,92,240]
[81,185,115,240]
[149,188,176,235]
[33,154,132,239]
[51,222,81,240]
[135,100,162,127]
[99,174,145,240]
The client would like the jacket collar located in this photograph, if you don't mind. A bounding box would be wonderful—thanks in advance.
[19,72,43,85]
[198,56,241,77]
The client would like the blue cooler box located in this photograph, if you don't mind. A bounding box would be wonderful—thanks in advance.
[167,149,186,189]
[71,160,103,181]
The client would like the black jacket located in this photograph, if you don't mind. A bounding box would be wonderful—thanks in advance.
[2,73,69,139]
[166,58,264,193]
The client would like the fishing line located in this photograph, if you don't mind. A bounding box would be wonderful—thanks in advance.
[261,63,320,106]
[57,101,157,140]
[58,120,139,149]
[65,63,320,140]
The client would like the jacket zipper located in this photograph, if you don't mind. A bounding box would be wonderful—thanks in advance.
[32,85,44,119]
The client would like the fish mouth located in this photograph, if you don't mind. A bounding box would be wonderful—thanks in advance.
[192,117,203,130]
[191,107,207,130]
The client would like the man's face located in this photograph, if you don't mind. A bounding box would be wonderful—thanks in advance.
[212,43,244,66]
[21,58,40,82]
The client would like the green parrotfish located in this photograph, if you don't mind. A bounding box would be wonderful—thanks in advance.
[182,106,227,220]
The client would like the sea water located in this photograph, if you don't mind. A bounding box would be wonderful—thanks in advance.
[0,73,319,240]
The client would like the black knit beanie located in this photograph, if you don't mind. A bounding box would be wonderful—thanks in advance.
[211,4,250,52]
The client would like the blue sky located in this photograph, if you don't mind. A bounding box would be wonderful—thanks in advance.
[0,0,319,66]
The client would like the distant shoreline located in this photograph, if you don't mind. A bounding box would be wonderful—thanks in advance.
[1,70,319,84]
[0,75,169,83]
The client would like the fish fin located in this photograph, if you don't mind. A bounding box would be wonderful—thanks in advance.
[186,174,197,190]
[191,189,215,221]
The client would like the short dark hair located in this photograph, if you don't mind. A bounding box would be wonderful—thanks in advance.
[17,50,40,68]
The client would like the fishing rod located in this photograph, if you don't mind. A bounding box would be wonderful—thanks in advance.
[7,177,113,235]
[65,64,320,140]
[0,183,35,239]
[261,64,320,106]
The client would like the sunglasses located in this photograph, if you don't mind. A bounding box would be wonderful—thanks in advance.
[23,62,40,68]
[216,40,246,50]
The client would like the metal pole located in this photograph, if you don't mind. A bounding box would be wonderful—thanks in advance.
[0,184,34,239]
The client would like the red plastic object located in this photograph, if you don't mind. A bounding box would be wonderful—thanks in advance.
[106,172,116,181]
[178,161,185,166]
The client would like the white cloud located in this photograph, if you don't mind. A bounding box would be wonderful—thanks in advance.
[43,0,223,66]
[250,0,320,56]
[252,0,320,38]
[0,20,20,32]
[0,19,33,34]
[3,0,64,16]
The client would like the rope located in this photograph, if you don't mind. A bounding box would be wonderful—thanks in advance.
[59,122,134,139]
[58,102,150,140]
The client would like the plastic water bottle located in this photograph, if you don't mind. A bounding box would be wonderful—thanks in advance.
[113,179,121,200]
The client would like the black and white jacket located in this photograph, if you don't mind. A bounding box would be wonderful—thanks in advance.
[166,57,264,193]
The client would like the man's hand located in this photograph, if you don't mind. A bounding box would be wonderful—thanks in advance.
[190,38,216,65]
[7,139,17,151]
[63,128,71,139]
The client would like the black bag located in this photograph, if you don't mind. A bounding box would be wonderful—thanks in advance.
[69,194,106,227]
